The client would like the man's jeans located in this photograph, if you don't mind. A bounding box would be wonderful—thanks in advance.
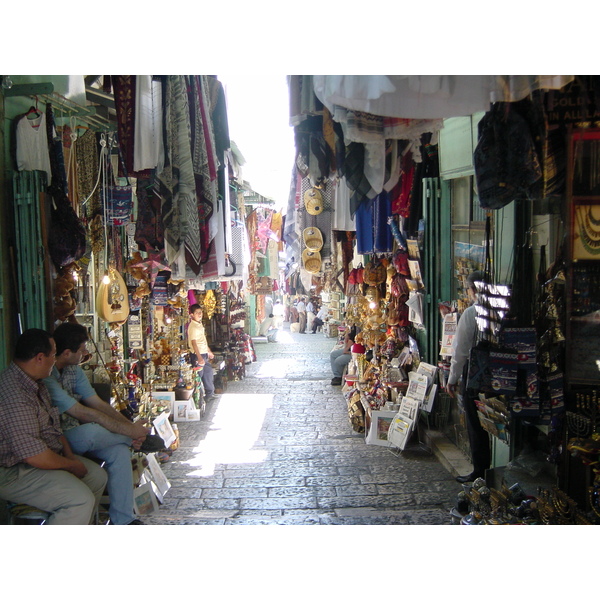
[65,423,135,525]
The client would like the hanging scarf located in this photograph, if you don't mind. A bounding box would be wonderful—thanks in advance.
[112,75,137,176]
[156,75,201,272]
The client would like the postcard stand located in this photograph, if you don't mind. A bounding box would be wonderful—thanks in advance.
[387,394,432,457]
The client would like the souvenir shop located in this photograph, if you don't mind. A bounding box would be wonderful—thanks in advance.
[284,76,600,524]
[0,76,263,515]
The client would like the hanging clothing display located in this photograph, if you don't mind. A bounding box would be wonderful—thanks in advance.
[355,197,374,255]
[156,75,202,275]
[15,111,52,184]
[134,75,163,172]
[112,75,137,176]
[373,191,393,253]
[313,75,574,119]
[331,176,355,231]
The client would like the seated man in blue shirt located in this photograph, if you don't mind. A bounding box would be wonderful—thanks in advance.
[44,322,155,525]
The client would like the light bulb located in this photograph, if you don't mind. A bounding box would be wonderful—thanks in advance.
[369,301,377,309]
[102,271,110,284]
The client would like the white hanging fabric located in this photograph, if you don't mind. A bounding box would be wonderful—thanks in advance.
[134,75,163,172]
[313,76,575,120]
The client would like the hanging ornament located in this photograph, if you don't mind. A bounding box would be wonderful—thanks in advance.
[203,289,217,319]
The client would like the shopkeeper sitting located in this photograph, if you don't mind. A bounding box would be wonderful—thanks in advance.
[43,322,153,525]
[330,326,357,386]
[0,328,108,525]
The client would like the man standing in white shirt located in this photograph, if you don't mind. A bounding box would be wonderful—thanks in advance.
[297,297,307,333]
[446,271,490,483]
[272,300,285,329]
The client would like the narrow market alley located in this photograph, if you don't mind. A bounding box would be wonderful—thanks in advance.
[143,326,457,525]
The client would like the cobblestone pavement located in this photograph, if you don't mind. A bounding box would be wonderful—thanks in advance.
[143,326,457,525]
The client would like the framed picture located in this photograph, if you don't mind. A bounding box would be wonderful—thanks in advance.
[174,399,193,423]
[151,391,175,414]
[573,204,600,260]
[145,453,171,503]
[152,412,176,448]
[187,409,201,422]
[133,482,159,516]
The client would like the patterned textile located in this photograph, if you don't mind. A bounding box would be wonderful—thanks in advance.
[76,129,101,219]
[112,75,137,176]
[195,173,213,265]
[190,76,219,268]
[135,175,165,252]
[157,75,203,273]
[344,142,376,216]
[191,75,218,181]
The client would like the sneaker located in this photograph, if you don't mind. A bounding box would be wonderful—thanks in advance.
[331,377,342,386]
[138,434,166,454]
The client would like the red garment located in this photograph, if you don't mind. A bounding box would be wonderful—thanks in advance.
[391,152,415,218]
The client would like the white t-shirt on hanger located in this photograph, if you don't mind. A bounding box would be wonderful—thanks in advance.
[16,112,52,184]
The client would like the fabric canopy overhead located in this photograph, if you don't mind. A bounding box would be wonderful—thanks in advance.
[313,75,574,120]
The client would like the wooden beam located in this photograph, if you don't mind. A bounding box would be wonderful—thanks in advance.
[2,82,54,97]
[85,86,115,109]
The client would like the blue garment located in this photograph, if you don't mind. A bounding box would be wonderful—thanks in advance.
[63,423,135,525]
[200,354,215,396]
[44,365,136,525]
[330,348,352,378]
[355,198,374,255]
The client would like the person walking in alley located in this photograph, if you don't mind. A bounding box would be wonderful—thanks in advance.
[445,271,491,483]
[272,300,284,329]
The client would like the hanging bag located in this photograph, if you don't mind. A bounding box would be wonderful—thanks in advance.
[45,103,87,269]
[105,142,133,225]
[473,102,542,210]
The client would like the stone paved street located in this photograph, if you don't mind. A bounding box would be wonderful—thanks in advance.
[143,326,457,525]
